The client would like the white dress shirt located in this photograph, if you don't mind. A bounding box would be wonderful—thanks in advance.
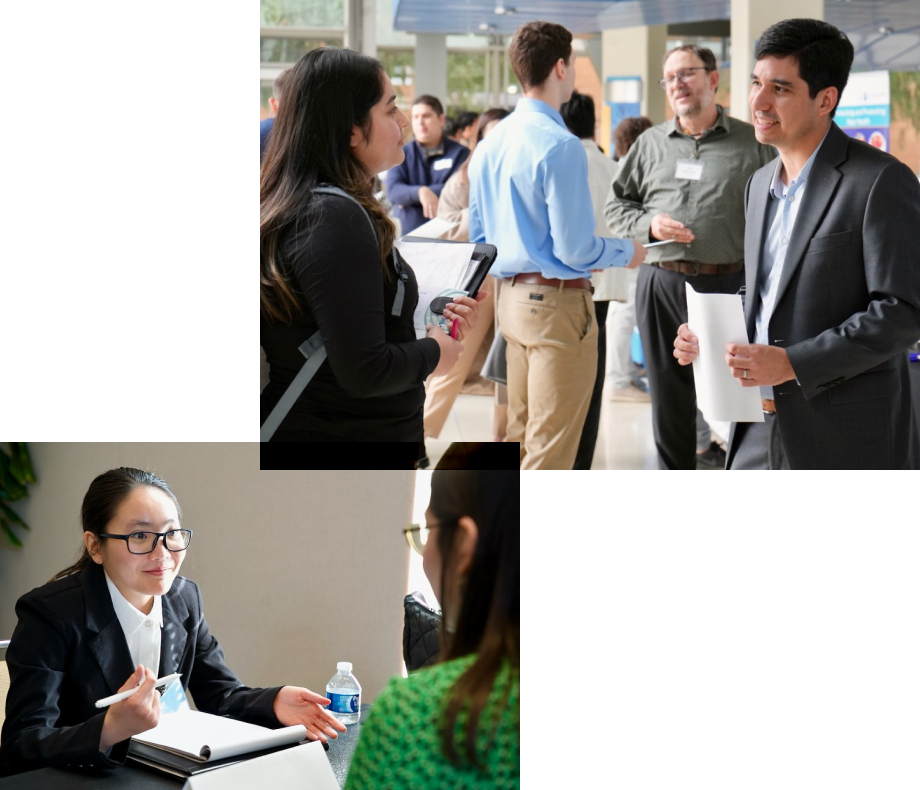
[754,127,830,399]
[104,571,162,677]
[581,138,635,302]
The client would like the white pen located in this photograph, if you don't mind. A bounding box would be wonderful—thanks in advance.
[643,239,682,248]
[94,673,182,708]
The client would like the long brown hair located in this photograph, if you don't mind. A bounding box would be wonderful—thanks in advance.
[260,47,397,324]
[429,447,519,767]
[50,468,183,581]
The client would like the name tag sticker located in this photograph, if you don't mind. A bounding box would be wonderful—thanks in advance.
[675,159,704,180]
[432,158,453,171]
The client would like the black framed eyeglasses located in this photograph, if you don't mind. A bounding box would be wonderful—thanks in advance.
[658,67,711,90]
[97,529,193,555]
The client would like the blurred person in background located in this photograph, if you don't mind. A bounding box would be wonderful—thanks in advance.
[385,95,470,235]
[261,48,485,443]
[425,108,511,442]
[451,111,480,148]
[606,116,653,405]
[560,95,650,468]
[345,443,519,789]
[260,67,292,162]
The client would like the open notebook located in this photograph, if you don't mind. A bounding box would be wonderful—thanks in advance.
[132,710,307,762]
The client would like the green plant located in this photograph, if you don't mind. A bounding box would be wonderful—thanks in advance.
[0,443,36,547]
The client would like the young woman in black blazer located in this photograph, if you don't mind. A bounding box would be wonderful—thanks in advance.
[0,468,345,776]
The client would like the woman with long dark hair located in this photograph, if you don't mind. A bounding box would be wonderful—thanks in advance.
[345,445,520,788]
[0,468,345,776]
[261,47,486,442]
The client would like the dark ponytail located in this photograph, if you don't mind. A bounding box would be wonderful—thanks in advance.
[429,446,520,767]
[50,468,182,582]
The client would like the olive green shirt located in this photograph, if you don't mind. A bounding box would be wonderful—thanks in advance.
[344,656,520,790]
[604,106,776,265]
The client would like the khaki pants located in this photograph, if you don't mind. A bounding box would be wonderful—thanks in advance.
[423,276,497,438]
[499,279,598,469]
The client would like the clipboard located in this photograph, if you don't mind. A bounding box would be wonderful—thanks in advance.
[397,236,496,297]
[395,236,498,337]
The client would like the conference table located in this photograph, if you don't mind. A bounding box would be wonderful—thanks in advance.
[0,705,371,790]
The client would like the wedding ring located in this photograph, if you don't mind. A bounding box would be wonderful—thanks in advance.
[743,369,749,379]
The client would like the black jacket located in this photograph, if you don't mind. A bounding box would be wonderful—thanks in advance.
[260,192,440,440]
[0,562,282,776]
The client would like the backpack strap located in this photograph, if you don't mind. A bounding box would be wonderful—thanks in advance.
[313,186,407,317]
[260,331,326,442]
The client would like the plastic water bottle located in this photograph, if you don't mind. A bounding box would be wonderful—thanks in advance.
[325,662,361,725]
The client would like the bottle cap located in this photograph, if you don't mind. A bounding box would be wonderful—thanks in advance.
[337,661,353,672]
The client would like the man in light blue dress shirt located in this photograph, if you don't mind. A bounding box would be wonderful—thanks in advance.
[469,21,644,469]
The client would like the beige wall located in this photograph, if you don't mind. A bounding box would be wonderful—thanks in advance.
[0,444,414,704]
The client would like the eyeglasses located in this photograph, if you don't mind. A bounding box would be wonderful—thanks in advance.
[659,67,710,90]
[403,524,433,555]
[97,529,193,555]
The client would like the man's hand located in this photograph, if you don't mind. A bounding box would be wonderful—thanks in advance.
[418,186,439,219]
[273,686,348,743]
[725,343,796,387]
[650,213,694,244]
[673,323,698,365]
[626,241,648,269]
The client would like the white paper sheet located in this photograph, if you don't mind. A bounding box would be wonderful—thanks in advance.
[395,240,477,337]
[183,741,339,790]
[133,710,307,762]
[402,216,459,239]
[685,284,764,423]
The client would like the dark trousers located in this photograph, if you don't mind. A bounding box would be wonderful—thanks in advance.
[573,300,609,470]
[727,414,790,470]
[636,264,744,470]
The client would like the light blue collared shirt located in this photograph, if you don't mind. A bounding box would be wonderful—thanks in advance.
[468,98,634,278]
[755,128,830,398]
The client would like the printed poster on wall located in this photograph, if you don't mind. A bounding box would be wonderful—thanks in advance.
[835,70,890,152]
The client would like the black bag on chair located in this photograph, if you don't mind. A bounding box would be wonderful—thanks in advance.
[403,592,441,672]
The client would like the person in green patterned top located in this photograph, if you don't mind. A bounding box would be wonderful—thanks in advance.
[345,444,520,789]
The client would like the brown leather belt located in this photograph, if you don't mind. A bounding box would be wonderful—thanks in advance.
[762,399,776,413]
[509,273,593,292]
[652,260,744,276]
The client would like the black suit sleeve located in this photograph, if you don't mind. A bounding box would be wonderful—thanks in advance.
[0,594,127,776]
[185,584,283,728]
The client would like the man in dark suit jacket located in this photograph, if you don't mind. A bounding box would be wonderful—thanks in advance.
[674,18,920,469]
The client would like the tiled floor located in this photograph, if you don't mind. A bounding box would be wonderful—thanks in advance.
[433,384,728,470]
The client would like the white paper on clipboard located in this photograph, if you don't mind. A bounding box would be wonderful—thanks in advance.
[407,216,460,239]
[685,284,764,423]
[395,239,478,337]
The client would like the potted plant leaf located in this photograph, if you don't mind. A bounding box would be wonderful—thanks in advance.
[0,443,37,547]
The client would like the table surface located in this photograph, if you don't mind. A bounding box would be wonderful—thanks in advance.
[0,705,371,790]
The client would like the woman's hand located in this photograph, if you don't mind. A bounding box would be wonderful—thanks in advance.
[99,665,161,751]
[273,686,347,743]
[426,325,464,377]
[442,290,488,343]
